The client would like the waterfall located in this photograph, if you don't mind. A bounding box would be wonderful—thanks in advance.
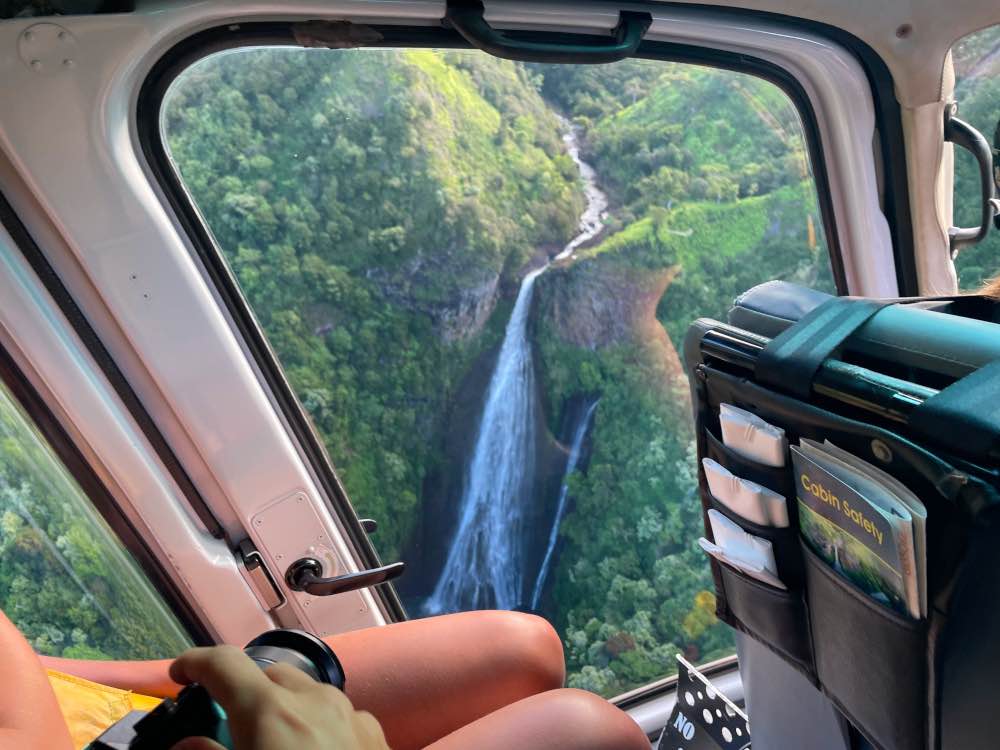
[530,398,600,611]
[424,123,606,615]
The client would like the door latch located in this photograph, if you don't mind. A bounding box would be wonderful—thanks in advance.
[944,103,999,254]
[237,539,285,611]
[285,557,405,597]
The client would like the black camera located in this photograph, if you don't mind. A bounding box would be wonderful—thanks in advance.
[86,629,345,750]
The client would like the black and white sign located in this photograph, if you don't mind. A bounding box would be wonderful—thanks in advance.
[658,655,750,750]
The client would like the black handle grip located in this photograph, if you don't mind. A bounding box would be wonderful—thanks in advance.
[445,1,651,64]
[994,118,1000,231]
[945,107,999,253]
[285,558,405,596]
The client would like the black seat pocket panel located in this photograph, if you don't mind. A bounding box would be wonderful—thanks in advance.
[802,542,927,750]
[716,558,816,682]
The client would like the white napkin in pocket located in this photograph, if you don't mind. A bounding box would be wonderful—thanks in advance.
[702,458,789,528]
[699,539,787,590]
[719,403,788,468]
[702,509,783,588]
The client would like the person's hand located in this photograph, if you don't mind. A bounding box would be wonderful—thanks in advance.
[167,645,389,750]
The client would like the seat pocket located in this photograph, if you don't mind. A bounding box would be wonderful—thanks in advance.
[802,542,927,750]
[715,558,815,682]
[706,493,803,589]
[704,427,794,499]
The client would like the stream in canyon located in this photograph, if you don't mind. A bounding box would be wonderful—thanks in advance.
[424,125,607,614]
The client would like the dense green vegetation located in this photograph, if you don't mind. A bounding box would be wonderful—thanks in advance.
[165,49,581,561]
[531,62,831,693]
[952,25,1000,290]
[164,49,834,696]
[0,384,190,659]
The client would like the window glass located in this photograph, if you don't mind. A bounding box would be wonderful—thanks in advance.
[0,376,192,659]
[163,48,834,696]
[951,24,1000,290]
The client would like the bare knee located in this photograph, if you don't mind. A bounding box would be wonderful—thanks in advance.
[485,610,565,693]
[426,687,651,750]
[541,689,650,750]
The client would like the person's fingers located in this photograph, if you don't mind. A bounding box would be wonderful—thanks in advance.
[169,737,227,750]
[169,646,272,712]
[352,710,389,747]
[168,646,234,685]
[263,661,318,692]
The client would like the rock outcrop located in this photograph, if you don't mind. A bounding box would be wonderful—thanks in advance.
[536,252,686,389]
[366,255,502,343]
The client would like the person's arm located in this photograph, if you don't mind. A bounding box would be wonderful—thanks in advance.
[0,611,73,750]
[167,646,389,750]
[39,654,181,697]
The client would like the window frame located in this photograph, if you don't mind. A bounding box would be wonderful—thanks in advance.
[137,16,879,622]
[0,267,212,648]
[0,181,275,646]
[131,11,911,703]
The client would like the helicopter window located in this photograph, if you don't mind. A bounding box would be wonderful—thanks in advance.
[161,46,835,697]
[0,371,191,660]
[951,23,1000,290]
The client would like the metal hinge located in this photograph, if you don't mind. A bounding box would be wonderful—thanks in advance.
[237,539,285,612]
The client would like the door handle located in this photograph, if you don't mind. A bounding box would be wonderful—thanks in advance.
[446,0,651,64]
[285,557,405,596]
[945,105,1000,253]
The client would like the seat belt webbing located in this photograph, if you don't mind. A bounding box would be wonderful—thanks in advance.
[755,297,891,399]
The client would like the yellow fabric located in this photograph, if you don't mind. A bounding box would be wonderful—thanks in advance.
[46,669,162,750]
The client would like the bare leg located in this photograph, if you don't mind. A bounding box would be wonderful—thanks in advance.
[42,610,565,749]
[426,689,650,750]
[0,611,74,750]
[331,611,565,750]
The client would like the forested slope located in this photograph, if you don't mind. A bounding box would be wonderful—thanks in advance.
[166,51,836,695]
[166,49,582,560]
[533,62,833,693]
[0,385,190,659]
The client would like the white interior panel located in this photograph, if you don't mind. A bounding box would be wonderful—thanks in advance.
[0,224,272,644]
[0,0,899,635]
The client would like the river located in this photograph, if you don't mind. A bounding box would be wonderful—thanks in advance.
[424,124,607,615]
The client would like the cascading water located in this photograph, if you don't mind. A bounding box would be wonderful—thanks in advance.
[558,121,608,259]
[530,398,600,611]
[423,266,544,613]
[424,123,606,615]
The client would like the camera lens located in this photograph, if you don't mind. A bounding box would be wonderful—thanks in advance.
[243,629,346,690]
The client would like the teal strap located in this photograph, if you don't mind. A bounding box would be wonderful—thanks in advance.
[755,297,891,399]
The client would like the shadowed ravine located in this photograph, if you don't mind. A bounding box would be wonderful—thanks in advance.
[424,125,606,614]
